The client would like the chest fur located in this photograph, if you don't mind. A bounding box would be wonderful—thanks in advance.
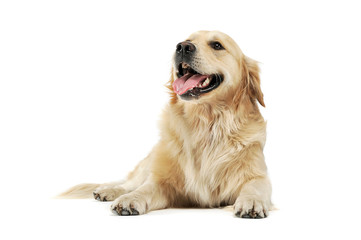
[179,123,246,206]
[160,105,265,207]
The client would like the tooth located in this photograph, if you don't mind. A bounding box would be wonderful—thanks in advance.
[205,78,210,84]
[200,78,208,87]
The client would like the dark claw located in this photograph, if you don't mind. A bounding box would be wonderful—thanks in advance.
[111,206,139,216]
[93,193,98,199]
[112,208,119,215]
[249,210,258,218]
[93,193,108,202]
[243,211,264,219]
[93,192,100,201]
[131,208,139,215]
[121,209,131,216]
[236,208,266,219]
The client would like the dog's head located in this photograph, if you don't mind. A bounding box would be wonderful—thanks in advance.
[168,30,265,108]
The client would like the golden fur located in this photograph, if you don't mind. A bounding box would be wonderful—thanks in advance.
[59,31,272,218]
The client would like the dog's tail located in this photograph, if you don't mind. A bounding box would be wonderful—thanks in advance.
[56,183,101,199]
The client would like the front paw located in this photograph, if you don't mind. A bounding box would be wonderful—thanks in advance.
[234,196,270,219]
[111,194,147,216]
[93,186,126,202]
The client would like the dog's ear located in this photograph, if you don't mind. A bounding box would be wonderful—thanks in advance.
[240,56,265,107]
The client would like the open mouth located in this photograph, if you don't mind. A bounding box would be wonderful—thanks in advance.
[172,62,223,100]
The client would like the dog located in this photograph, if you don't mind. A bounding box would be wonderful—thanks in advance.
[59,30,272,218]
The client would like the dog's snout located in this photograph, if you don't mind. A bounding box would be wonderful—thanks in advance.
[176,41,196,56]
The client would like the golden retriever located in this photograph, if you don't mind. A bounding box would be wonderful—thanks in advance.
[60,30,272,218]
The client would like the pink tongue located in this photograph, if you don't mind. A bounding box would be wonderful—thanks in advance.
[172,73,209,95]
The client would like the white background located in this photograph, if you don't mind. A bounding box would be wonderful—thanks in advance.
[1,0,361,239]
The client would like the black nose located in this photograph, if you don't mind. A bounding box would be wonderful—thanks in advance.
[176,41,196,56]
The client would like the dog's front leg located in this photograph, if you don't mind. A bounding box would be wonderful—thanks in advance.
[233,176,272,218]
[110,177,169,216]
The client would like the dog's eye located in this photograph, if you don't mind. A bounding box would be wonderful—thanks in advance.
[210,41,225,50]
